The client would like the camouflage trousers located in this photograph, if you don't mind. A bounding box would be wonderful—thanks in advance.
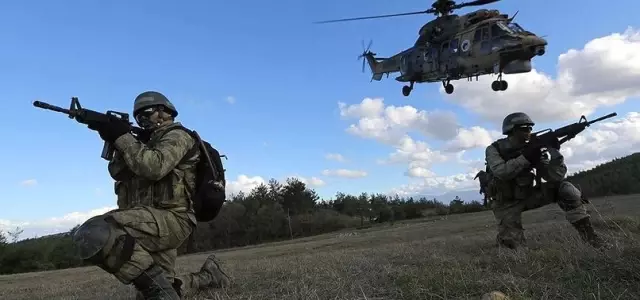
[491,181,589,248]
[83,206,194,285]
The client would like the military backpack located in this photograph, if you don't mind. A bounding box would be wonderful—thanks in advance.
[164,126,227,222]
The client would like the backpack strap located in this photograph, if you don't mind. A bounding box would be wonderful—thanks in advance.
[158,126,196,161]
[161,125,220,177]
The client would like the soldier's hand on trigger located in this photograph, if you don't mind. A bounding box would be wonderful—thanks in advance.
[135,129,152,143]
[522,142,543,165]
[88,117,131,143]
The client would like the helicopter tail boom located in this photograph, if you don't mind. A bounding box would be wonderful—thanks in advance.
[362,53,385,81]
[359,51,398,81]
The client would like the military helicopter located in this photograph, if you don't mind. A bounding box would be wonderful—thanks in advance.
[315,0,548,97]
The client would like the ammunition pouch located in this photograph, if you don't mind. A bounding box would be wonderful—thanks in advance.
[490,171,535,202]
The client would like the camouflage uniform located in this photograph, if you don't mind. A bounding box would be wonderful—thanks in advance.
[485,112,605,249]
[72,91,229,299]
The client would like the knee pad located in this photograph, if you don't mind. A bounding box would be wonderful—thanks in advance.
[72,215,136,273]
[556,181,582,210]
[72,216,113,260]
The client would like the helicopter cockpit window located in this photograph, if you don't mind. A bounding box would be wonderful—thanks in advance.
[507,22,525,33]
[495,22,516,35]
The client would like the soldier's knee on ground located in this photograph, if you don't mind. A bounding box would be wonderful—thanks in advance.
[73,216,134,272]
[72,215,150,284]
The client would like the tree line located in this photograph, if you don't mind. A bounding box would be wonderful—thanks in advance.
[1,152,638,275]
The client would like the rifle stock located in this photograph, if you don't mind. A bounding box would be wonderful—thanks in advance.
[33,97,143,160]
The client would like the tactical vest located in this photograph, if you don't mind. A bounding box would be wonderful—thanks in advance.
[486,138,536,201]
[115,122,198,216]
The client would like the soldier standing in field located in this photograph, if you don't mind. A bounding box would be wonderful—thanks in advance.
[71,91,230,299]
[484,112,607,249]
[474,169,491,207]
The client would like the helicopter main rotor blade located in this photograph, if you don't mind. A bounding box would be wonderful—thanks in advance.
[453,0,501,10]
[314,9,434,24]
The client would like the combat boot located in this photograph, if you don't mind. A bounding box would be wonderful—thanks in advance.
[572,217,608,249]
[132,264,180,300]
[174,254,231,296]
[195,254,231,288]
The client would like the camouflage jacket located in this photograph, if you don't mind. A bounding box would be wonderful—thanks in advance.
[485,137,567,201]
[108,122,199,225]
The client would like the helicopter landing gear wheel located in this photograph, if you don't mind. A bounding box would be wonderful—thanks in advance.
[491,80,508,91]
[402,85,412,96]
[443,80,454,94]
[491,73,508,92]
[402,81,414,97]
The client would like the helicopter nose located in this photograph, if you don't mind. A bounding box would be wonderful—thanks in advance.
[526,36,547,56]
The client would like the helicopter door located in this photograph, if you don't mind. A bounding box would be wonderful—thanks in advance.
[449,38,459,67]
[439,41,450,72]
[472,26,491,56]
[429,46,439,72]
[400,55,408,75]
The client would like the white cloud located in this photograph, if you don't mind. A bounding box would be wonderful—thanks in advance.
[291,175,326,187]
[225,174,266,196]
[321,169,368,178]
[444,127,502,153]
[442,27,640,124]
[339,98,492,178]
[325,153,347,162]
[338,98,459,144]
[405,167,436,178]
[389,170,481,197]
[225,96,236,104]
[19,179,37,187]
[379,135,448,167]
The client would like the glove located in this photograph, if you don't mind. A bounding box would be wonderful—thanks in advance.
[547,137,561,150]
[88,118,131,143]
[522,142,543,164]
[135,129,153,143]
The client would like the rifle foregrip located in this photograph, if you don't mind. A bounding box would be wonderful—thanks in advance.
[101,141,115,161]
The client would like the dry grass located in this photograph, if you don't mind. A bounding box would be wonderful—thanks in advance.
[1,194,640,300]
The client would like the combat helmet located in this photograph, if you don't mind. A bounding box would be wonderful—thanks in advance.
[502,112,535,135]
[133,91,178,118]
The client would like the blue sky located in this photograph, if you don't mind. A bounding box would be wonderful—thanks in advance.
[1,0,638,238]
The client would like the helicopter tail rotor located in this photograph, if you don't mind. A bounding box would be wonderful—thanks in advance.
[357,39,375,73]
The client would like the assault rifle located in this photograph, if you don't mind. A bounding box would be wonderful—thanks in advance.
[33,97,143,161]
[529,112,618,148]
[528,112,617,192]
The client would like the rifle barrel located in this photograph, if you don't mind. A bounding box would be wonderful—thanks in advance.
[33,101,71,115]
[589,112,617,124]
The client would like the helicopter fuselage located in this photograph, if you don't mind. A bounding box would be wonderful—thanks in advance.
[361,8,547,96]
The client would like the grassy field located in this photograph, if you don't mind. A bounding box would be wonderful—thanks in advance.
[1,194,640,300]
